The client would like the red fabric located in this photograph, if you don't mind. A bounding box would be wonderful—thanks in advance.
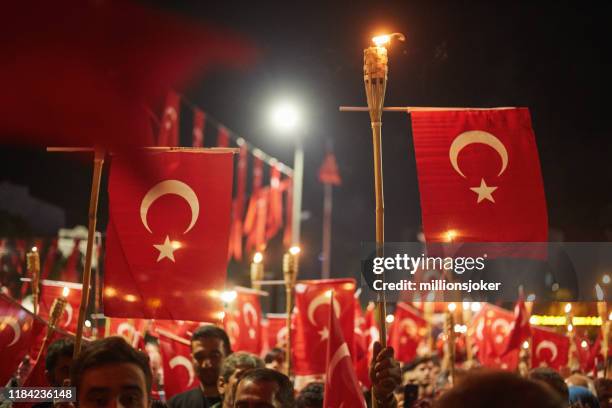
[364,303,380,367]
[353,301,371,388]
[22,331,69,388]
[158,91,180,147]
[266,165,283,240]
[104,151,234,322]
[38,281,82,334]
[217,126,230,147]
[531,327,569,370]
[0,0,255,150]
[192,108,205,148]
[228,289,262,354]
[159,333,198,398]
[471,304,518,370]
[282,177,293,248]
[244,157,267,253]
[502,298,531,355]
[389,303,427,363]
[0,294,46,385]
[228,145,248,261]
[323,293,367,408]
[411,108,547,243]
[265,314,288,350]
[318,152,341,186]
[106,317,149,348]
[41,239,58,280]
[293,279,356,376]
[573,334,597,373]
[151,319,201,340]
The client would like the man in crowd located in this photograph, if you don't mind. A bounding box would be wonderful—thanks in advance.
[296,382,323,408]
[232,368,295,407]
[402,355,437,401]
[168,325,232,408]
[528,367,570,403]
[216,352,264,408]
[71,336,152,408]
[263,347,285,372]
[32,338,75,408]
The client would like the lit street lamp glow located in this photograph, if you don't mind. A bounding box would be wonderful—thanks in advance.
[270,102,300,132]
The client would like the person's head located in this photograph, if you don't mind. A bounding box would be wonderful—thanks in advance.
[433,370,566,408]
[233,368,295,408]
[567,374,597,396]
[529,367,570,402]
[264,348,286,372]
[71,336,152,408]
[218,352,264,408]
[402,356,433,386]
[594,378,612,408]
[569,385,600,408]
[191,325,232,388]
[296,382,323,408]
[45,338,74,386]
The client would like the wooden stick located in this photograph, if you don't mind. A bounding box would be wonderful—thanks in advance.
[47,146,239,154]
[73,147,105,358]
[339,106,518,112]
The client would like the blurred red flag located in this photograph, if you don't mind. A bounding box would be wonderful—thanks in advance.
[105,317,148,348]
[158,91,180,147]
[103,151,234,322]
[159,332,198,398]
[0,0,255,149]
[0,294,46,385]
[229,288,263,354]
[228,145,248,261]
[61,240,81,283]
[192,109,206,148]
[364,303,380,367]
[502,297,531,356]
[411,108,547,242]
[38,280,82,334]
[389,302,428,363]
[293,279,356,377]
[244,157,268,253]
[318,152,341,186]
[353,301,371,388]
[531,327,569,370]
[323,294,367,408]
[22,330,71,388]
[266,165,283,240]
[217,126,230,148]
[471,303,518,370]
[265,313,289,350]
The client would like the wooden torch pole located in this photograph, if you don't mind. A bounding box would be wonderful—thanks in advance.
[73,147,105,357]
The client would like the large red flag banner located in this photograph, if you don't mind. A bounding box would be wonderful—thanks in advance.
[224,288,263,354]
[470,303,518,370]
[323,294,367,408]
[0,294,46,385]
[410,108,547,242]
[38,280,83,334]
[531,327,569,370]
[389,302,428,363]
[293,279,356,377]
[104,150,234,322]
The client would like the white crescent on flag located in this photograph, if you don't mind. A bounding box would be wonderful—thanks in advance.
[169,355,195,387]
[536,340,558,363]
[0,316,21,347]
[307,292,341,327]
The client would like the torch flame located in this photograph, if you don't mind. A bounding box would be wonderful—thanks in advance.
[253,252,263,264]
[596,284,604,301]
[62,287,70,298]
[372,32,406,47]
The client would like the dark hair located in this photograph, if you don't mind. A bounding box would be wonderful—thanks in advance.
[220,352,264,382]
[45,338,74,372]
[191,325,231,355]
[403,356,433,373]
[296,382,323,408]
[528,367,570,401]
[433,370,566,408]
[264,347,285,364]
[70,337,152,397]
[234,368,295,407]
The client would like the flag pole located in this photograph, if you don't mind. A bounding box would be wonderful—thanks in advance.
[282,246,300,377]
[73,147,105,357]
[322,182,333,280]
[26,247,41,315]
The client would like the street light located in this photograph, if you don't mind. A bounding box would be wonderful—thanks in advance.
[270,100,304,246]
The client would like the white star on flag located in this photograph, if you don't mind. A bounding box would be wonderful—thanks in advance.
[470,178,498,203]
[154,235,178,262]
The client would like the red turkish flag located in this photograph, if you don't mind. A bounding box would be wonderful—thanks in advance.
[323,293,367,408]
[364,303,380,366]
[38,281,82,334]
[531,327,569,370]
[159,332,198,398]
[105,317,149,348]
[228,145,247,261]
[0,294,46,385]
[266,165,283,240]
[158,91,180,147]
[353,301,371,388]
[151,319,201,340]
[217,126,230,147]
[104,151,234,322]
[411,108,547,242]
[265,313,289,350]
[502,297,531,355]
[60,239,81,283]
[389,303,428,363]
[192,108,205,148]
[229,288,262,354]
[22,330,73,388]
[470,303,518,370]
[318,152,341,186]
[293,279,356,377]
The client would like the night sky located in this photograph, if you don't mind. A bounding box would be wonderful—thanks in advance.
[1,1,611,290]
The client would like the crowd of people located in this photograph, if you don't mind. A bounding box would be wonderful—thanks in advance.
[5,323,609,408]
